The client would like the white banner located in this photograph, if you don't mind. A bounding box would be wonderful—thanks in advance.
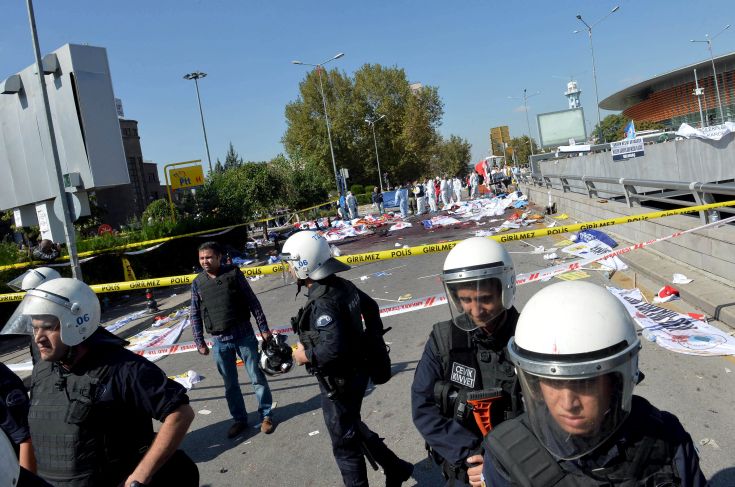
[675,122,735,141]
[561,240,628,271]
[611,136,644,161]
[608,287,735,356]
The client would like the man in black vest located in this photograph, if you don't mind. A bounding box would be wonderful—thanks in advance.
[281,230,413,487]
[9,278,197,487]
[191,241,275,438]
[482,281,706,487]
[411,237,522,487]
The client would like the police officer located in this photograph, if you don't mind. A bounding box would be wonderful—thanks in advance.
[0,429,52,487]
[281,230,413,487]
[0,362,36,473]
[482,281,707,487]
[411,237,522,486]
[6,267,62,366]
[6,278,198,487]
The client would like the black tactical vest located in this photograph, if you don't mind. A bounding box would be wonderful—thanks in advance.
[194,265,251,334]
[485,396,680,487]
[28,348,153,487]
[301,276,364,376]
[430,308,522,437]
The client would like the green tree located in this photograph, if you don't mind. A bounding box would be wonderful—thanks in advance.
[436,135,472,177]
[142,198,174,222]
[507,136,538,165]
[593,115,666,142]
[196,160,284,223]
[593,114,626,143]
[283,63,444,188]
[214,158,224,173]
[223,142,243,170]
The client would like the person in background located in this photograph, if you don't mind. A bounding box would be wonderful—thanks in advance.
[371,187,384,215]
[191,241,276,439]
[31,240,60,263]
[346,191,358,220]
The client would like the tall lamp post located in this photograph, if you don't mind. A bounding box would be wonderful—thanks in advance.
[292,53,345,196]
[507,89,540,157]
[574,5,620,143]
[365,114,386,191]
[25,0,82,279]
[691,24,731,124]
[183,71,213,173]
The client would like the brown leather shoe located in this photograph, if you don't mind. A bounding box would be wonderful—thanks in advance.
[260,416,274,434]
[227,421,247,439]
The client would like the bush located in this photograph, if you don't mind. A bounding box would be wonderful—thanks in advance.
[143,199,175,223]
[350,184,365,195]
[356,193,372,205]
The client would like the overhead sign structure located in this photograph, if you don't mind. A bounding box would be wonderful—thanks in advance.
[610,137,645,161]
[537,108,587,148]
[0,43,129,242]
[169,165,205,190]
[164,159,203,222]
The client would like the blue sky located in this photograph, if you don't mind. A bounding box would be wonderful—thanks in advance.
[2,0,733,179]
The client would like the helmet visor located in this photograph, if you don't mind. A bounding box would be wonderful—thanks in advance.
[518,370,628,460]
[1,293,64,336]
[443,277,505,332]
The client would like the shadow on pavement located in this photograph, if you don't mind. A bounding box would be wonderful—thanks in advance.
[410,455,445,486]
[181,418,259,463]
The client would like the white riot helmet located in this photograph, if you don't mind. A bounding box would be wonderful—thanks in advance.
[508,281,641,460]
[442,237,515,331]
[1,278,101,347]
[7,267,61,292]
[280,230,350,281]
[0,430,19,486]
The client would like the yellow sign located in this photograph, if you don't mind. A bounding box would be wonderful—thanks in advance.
[121,257,137,281]
[170,165,204,190]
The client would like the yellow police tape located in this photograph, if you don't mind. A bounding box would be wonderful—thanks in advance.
[0,199,732,303]
[0,199,337,272]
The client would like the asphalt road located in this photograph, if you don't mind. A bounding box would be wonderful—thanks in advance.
[150,220,735,487]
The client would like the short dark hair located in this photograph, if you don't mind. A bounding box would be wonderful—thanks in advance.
[198,241,222,255]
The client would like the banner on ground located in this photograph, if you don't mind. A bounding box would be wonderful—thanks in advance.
[676,122,735,141]
[609,287,735,356]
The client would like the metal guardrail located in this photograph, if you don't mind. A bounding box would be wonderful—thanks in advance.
[522,173,735,225]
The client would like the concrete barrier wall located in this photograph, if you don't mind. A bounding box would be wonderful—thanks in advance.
[520,183,735,286]
[539,135,735,195]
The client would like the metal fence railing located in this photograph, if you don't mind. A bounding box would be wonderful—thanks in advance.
[520,173,735,225]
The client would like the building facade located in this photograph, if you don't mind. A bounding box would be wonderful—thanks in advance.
[600,52,735,128]
[95,119,162,228]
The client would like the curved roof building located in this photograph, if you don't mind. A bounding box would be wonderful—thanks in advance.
[599,52,735,128]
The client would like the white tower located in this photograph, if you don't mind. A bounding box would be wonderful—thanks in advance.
[565,80,581,109]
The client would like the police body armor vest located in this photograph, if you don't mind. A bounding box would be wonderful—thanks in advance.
[28,348,153,487]
[194,265,251,334]
[430,308,522,437]
[298,276,364,376]
[485,396,680,487]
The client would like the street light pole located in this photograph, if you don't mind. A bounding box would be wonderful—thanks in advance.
[25,0,82,279]
[575,6,620,143]
[507,89,540,158]
[691,24,731,124]
[365,115,386,192]
[183,71,213,173]
[292,53,345,196]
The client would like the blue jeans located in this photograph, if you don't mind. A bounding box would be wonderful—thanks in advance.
[212,333,273,422]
